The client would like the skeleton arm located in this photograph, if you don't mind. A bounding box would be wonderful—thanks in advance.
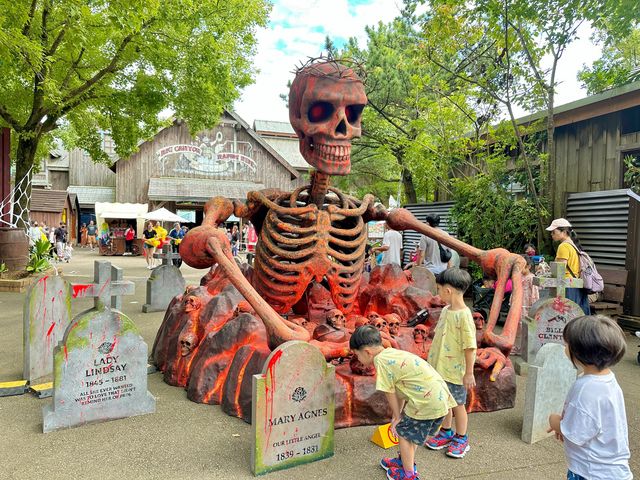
[180,194,311,350]
[382,208,526,379]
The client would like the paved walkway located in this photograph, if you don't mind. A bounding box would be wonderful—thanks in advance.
[0,248,637,479]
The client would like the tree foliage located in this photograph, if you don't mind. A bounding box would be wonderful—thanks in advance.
[578,27,640,94]
[0,0,270,222]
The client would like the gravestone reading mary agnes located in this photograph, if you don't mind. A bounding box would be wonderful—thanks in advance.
[43,261,155,433]
[252,341,335,476]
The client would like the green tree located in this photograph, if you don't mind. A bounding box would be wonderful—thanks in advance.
[578,27,640,94]
[0,0,270,225]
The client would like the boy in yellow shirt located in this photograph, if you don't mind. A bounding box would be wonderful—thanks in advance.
[350,325,456,480]
[426,267,477,458]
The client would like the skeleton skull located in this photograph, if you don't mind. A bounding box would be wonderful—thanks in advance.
[373,318,388,333]
[326,309,345,329]
[289,61,367,175]
[367,311,382,324]
[183,295,202,313]
[413,324,429,344]
[384,314,401,336]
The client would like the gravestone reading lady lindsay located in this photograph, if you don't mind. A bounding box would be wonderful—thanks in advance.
[42,261,155,433]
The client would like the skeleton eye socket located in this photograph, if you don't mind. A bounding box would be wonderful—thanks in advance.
[346,104,364,124]
[308,101,334,123]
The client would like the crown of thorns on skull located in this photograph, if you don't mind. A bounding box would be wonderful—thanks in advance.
[288,58,368,176]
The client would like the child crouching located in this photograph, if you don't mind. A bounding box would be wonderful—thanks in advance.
[350,325,456,480]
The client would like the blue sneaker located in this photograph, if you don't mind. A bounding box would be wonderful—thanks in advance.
[446,434,470,458]
[380,456,416,473]
[386,466,420,480]
[425,428,454,450]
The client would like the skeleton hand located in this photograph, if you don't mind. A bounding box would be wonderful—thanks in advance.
[475,347,507,382]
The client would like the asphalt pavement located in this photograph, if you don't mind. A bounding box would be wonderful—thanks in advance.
[0,248,637,479]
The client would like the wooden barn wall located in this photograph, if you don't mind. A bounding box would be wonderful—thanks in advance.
[116,118,296,204]
[552,110,640,217]
[49,171,69,191]
[68,150,116,187]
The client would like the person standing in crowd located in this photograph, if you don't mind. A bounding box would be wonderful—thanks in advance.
[373,223,403,267]
[124,224,136,255]
[546,218,590,315]
[54,222,67,260]
[169,222,184,255]
[87,220,97,250]
[80,223,88,248]
[28,221,41,247]
[231,224,240,257]
[143,222,157,269]
[418,214,449,275]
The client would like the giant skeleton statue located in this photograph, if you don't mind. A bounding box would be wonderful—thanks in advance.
[156,60,526,427]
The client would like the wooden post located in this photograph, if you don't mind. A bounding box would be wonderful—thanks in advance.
[1,128,10,223]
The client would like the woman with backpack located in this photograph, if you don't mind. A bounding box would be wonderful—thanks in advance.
[546,218,591,315]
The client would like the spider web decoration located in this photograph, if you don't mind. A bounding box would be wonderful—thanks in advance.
[0,166,33,232]
[293,55,367,83]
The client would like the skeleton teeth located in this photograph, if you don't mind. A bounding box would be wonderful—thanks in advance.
[314,143,351,160]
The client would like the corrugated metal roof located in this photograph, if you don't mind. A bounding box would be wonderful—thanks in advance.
[67,185,115,207]
[30,188,68,212]
[148,177,265,202]
[254,120,296,136]
[261,137,310,170]
[401,202,456,265]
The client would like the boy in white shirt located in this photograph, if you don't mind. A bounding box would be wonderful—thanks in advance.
[548,315,632,480]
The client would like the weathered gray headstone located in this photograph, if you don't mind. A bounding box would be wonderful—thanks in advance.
[42,305,156,433]
[71,261,135,310]
[533,262,583,299]
[252,341,335,476]
[142,248,186,313]
[23,275,73,384]
[522,343,577,443]
[409,266,437,295]
[521,296,584,363]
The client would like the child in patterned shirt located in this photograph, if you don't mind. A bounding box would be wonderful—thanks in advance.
[350,325,456,480]
[426,267,477,458]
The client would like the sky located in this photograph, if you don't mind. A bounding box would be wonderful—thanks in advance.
[234,0,604,125]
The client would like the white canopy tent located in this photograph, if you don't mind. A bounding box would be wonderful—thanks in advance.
[95,202,148,237]
[143,207,185,223]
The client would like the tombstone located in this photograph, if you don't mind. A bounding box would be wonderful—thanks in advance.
[522,343,577,443]
[521,262,584,364]
[408,266,437,295]
[72,261,135,310]
[252,341,335,476]
[142,245,186,313]
[23,275,73,384]
[42,262,154,433]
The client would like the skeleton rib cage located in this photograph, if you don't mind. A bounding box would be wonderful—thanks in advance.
[250,185,373,314]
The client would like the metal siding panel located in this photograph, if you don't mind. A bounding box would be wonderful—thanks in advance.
[401,202,455,264]
[566,190,630,268]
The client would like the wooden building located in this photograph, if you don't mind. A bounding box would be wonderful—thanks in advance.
[29,189,79,243]
[513,81,640,218]
[33,138,116,235]
[111,111,302,224]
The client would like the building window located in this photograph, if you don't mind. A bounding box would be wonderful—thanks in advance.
[621,106,640,135]
[622,150,640,190]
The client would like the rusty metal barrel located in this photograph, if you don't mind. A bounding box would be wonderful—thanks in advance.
[0,227,29,271]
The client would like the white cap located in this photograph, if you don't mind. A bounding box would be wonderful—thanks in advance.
[546,218,572,231]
